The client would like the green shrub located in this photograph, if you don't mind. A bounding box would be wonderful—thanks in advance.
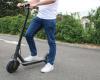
[0,15,100,45]
[36,29,46,39]
[0,15,32,35]
[91,29,100,44]
[82,27,96,43]
[56,15,83,43]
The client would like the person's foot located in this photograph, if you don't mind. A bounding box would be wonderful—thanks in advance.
[24,55,44,61]
[41,63,54,73]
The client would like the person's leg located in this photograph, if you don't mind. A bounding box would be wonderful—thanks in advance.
[25,17,42,56]
[43,19,56,65]
[41,19,56,73]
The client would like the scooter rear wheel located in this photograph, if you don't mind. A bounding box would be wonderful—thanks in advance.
[6,60,20,73]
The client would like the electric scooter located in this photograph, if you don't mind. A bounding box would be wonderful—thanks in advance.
[6,4,47,73]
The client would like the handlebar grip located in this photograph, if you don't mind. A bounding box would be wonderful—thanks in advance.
[24,4,30,7]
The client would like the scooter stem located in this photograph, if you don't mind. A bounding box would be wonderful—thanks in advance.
[14,5,30,60]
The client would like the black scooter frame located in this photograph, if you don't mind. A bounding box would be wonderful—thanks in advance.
[6,4,47,73]
[13,5,46,66]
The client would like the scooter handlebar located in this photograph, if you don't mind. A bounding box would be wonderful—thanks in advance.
[17,3,30,8]
[24,3,30,8]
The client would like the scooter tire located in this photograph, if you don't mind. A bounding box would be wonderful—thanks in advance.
[6,60,20,73]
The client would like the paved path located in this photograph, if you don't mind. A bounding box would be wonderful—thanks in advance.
[0,34,100,80]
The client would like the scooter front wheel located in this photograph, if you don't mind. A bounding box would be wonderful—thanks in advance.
[6,60,20,73]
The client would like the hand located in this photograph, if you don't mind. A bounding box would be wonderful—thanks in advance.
[17,3,24,8]
[29,3,38,9]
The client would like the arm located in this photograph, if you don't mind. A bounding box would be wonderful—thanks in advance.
[31,0,56,6]
[17,0,56,8]
[39,0,56,4]
[29,0,56,8]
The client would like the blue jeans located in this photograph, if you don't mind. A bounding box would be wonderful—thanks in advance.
[25,17,56,65]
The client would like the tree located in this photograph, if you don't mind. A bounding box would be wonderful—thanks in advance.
[0,0,24,17]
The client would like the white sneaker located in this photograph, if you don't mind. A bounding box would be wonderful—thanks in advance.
[41,63,54,73]
[24,55,44,61]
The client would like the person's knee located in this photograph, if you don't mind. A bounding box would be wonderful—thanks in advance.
[48,39,56,46]
[25,33,32,39]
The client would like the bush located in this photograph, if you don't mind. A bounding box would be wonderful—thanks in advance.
[56,15,83,43]
[0,15,100,45]
[35,29,46,39]
[82,27,96,43]
[0,15,32,35]
[91,29,100,44]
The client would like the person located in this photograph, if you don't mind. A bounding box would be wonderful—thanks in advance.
[17,0,58,73]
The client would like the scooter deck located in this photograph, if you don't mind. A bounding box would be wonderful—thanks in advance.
[22,60,45,66]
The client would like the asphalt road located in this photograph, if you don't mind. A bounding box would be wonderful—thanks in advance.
[0,34,100,80]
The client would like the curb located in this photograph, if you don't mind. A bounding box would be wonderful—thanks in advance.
[35,38,100,50]
[0,34,100,50]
